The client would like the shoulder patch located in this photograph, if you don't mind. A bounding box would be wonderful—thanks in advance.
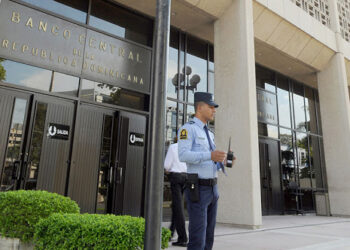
[179,129,188,140]
[188,121,195,124]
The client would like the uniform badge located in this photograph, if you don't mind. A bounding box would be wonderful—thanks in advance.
[180,129,188,140]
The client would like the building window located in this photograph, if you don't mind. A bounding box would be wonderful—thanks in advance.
[80,79,149,111]
[21,0,88,23]
[89,0,153,46]
[257,64,327,213]
[0,59,52,91]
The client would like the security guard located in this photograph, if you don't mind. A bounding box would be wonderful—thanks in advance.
[178,92,235,250]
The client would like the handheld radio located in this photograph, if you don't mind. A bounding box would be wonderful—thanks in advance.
[226,137,234,168]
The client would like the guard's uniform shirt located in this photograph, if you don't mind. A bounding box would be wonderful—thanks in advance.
[178,117,218,179]
[178,116,220,250]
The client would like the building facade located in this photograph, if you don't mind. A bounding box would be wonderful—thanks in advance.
[1,0,350,229]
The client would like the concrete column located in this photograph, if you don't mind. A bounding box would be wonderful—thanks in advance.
[214,0,261,228]
[317,52,350,217]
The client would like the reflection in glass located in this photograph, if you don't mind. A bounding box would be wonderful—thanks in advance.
[90,0,153,46]
[309,135,323,189]
[167,30,179,99]
[96,115,113,214]
[80,79,149,111]
[51,72,79,96]
[25,103,48,190]
[209,45,214,71]
[315,93,322,135]
[1,60,52,91]
[179,33,185,101]
[258,123,278,139]
[186,105,195,123]
[0,58,5,81]
[186,36,208,104]
[165,100,178,147]
[293,83,306,131]
[280,128,297,211]
[208,71,214,95]
[277,74,292,128]
[177,103,184,130]
[21,0,88,23]
[296,132,311,188]
[256,65,276,93]
[305,88,317,134]
[0,99,27,191]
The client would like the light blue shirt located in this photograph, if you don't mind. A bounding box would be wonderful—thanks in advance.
[178,117,218,179]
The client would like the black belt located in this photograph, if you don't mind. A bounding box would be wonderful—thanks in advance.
[198,178,217,186]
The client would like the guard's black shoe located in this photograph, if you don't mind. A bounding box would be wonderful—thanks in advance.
[172,241,187,247]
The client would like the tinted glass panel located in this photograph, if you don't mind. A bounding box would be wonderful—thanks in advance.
[209,45,214,71]
[22,0,88,23]
[305,87,317,134]
[0,98,27,191]
[208,71,214,95]
[25,103,47,190]
[80,79,149,111]
[256,65,275,93]
[315,92,322,135]
[90,0,153,46]
[319,138,327,187]
[51,72,79,96]
[309,135,324,189]
[179,33,185,101]
[293,82,306,132]
[277,74,292,128]
[178,102,184,130]
[166,100,178,145]
[186,105,195,123]
[186,36,208,104]
[280,128,297,211]
[1,59,52,91]
[96,115,113,214]
[167,30,179,99]
[258,123,278,139]
[296,132,311,188]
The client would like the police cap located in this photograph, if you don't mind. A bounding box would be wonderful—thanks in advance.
[194,92,218,108]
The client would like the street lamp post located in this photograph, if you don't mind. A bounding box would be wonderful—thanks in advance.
[144,0,171,249]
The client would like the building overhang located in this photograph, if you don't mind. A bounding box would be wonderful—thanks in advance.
[113,0,350,88]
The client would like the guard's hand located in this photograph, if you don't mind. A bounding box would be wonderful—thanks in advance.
[211,150,226,162]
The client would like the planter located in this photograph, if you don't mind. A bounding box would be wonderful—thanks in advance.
[0,236,34,250]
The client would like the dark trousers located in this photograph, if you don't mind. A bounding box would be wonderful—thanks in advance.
[169,172,188,242]
[185,184,219,250]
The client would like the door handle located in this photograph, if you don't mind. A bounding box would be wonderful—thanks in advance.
[11,161,20,180]
[109,166,113,184]
[119,168,123,182]
[116,167,123,184]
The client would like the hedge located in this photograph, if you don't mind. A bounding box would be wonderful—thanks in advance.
[0,190,80,242]
[34,213,171,249]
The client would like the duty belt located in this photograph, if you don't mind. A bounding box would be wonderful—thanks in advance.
[198,178,217,186]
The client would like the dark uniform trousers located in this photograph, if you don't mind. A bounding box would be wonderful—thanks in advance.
[185,184,219,250]
[169,172,188,242]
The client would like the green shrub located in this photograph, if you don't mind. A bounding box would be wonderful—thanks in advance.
[0,190,80,242]
[34,213,171,249]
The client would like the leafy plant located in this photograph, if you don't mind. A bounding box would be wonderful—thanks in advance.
[34,213,171,249]
[0,190,79,242]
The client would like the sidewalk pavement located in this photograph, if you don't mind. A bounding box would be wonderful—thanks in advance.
[165,215,350,250]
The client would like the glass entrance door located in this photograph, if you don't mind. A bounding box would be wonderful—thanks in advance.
[0,89,75,194]
[259,137,283,215]
[68,104,147,216]
[0,89,30,191]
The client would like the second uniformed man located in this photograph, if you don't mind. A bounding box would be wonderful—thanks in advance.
[178,92,235,250]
